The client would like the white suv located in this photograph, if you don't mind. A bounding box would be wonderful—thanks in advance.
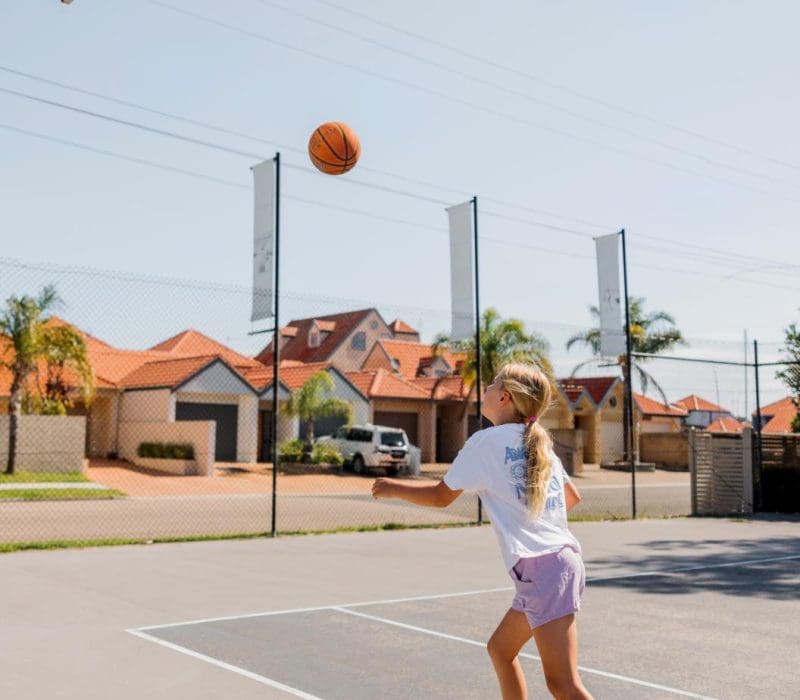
[317,424,410,476]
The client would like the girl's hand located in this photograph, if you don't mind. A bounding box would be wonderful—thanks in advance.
[372,478,395,500]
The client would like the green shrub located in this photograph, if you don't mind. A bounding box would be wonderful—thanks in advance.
[137,442,195,460]
[278,439,305,463]
[311,443,344,465]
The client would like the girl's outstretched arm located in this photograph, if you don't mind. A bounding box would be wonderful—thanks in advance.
[372,478,461,508]
[565,481,582,511]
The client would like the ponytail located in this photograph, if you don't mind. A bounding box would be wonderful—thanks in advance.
[523,421,553,519]
[495,362,554,520]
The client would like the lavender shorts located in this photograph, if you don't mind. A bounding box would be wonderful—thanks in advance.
[509,546,586,630]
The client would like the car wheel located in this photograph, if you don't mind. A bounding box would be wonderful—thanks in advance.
[352,455,366,475]
[385,466,399,477]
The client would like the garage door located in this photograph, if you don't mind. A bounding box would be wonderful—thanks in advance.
[601,420,624,463]
[176,402,238,462]
[373,411,418,445]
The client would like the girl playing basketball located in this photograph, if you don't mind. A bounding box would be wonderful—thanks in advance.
[372,362,592,700]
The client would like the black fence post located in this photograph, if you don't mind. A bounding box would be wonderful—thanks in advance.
[753,339,763,512]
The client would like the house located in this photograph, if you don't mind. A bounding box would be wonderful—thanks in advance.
[255,308,396,372]
[244,361,370,460]
[552,377,625,464]
[754,397,799,433]
[674,394,734,429]
[633,393,687,433]
[84,330,269,469]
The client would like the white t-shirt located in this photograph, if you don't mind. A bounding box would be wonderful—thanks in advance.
[443,423,581,571]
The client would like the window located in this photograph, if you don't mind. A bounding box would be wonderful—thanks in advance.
[370,320,379,330]
[309,331,320,348]
[380,431,406,447]
[351,332,366,351]
[348,428,372,442]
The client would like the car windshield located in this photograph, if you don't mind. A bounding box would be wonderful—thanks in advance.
[380,432,406,447]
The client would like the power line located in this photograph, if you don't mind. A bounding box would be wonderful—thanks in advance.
[0,121,249,189]
[4,120,800,294]
[139,0,800,206]
[631,231,800,272]
[0,64,479,202]
[312,0,800,176]
[255,0,800,194]
[3,63,798,272]
[282,162,449,206]
[0,85,264,160]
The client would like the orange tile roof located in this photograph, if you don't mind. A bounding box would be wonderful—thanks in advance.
[633,392,687,417]
[117,356,223,389]
[411,375,470,400]
[244,361,333,392]
[1,320,110,396]
[377,339,458,379]
[675,394,730,413]
[316,321,336,332]
[256,308,378,364]
[87,346,172,386]
[558,376,618,407]
[389,319,417,334]
[344,369,430,400]
[756,396,799,433]
[3,318,265,396]
[706,416,745,433]
[150,329,261,370]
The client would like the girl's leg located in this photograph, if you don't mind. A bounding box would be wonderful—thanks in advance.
[530,613,593,700]
[487,608,534,700]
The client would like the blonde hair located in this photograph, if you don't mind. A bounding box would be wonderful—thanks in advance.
[495,362,554,519]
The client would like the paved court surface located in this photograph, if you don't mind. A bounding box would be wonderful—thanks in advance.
[1,516,797,699]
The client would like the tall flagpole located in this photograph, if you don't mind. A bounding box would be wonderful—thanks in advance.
[620,228,636,519]
[472,196,483,524]
[271,152,281,537]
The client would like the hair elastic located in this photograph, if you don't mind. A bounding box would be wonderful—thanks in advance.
[527,416,538,424]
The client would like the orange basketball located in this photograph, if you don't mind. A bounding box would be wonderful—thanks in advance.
[308,121,361,175]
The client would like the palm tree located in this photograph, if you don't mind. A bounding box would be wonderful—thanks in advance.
[566,297,684,398]
[566,297,685,461]
[0,286,93,474]
[433,308,552,421]
[280,370,353,460]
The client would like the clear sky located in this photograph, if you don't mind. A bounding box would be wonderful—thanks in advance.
[1,0,797,414]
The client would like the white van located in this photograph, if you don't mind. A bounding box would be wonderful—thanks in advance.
[317,423,410,476]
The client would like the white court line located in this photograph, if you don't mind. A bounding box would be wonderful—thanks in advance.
[132,553,800,631]
[333,606,719,700]
[126,628,322,699]
[133,587,514,632]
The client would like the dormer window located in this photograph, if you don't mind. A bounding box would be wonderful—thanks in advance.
[309,331,320,348]
[351,331,366,351]
[390,358,400,371]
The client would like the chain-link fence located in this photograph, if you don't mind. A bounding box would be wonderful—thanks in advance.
[1,258,796,549]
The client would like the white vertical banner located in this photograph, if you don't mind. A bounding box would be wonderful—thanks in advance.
[447,201,475,341]
[595,232,626,356]
[251,159,275,322]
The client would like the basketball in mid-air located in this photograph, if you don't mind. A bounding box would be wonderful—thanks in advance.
[308,122,361,175]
